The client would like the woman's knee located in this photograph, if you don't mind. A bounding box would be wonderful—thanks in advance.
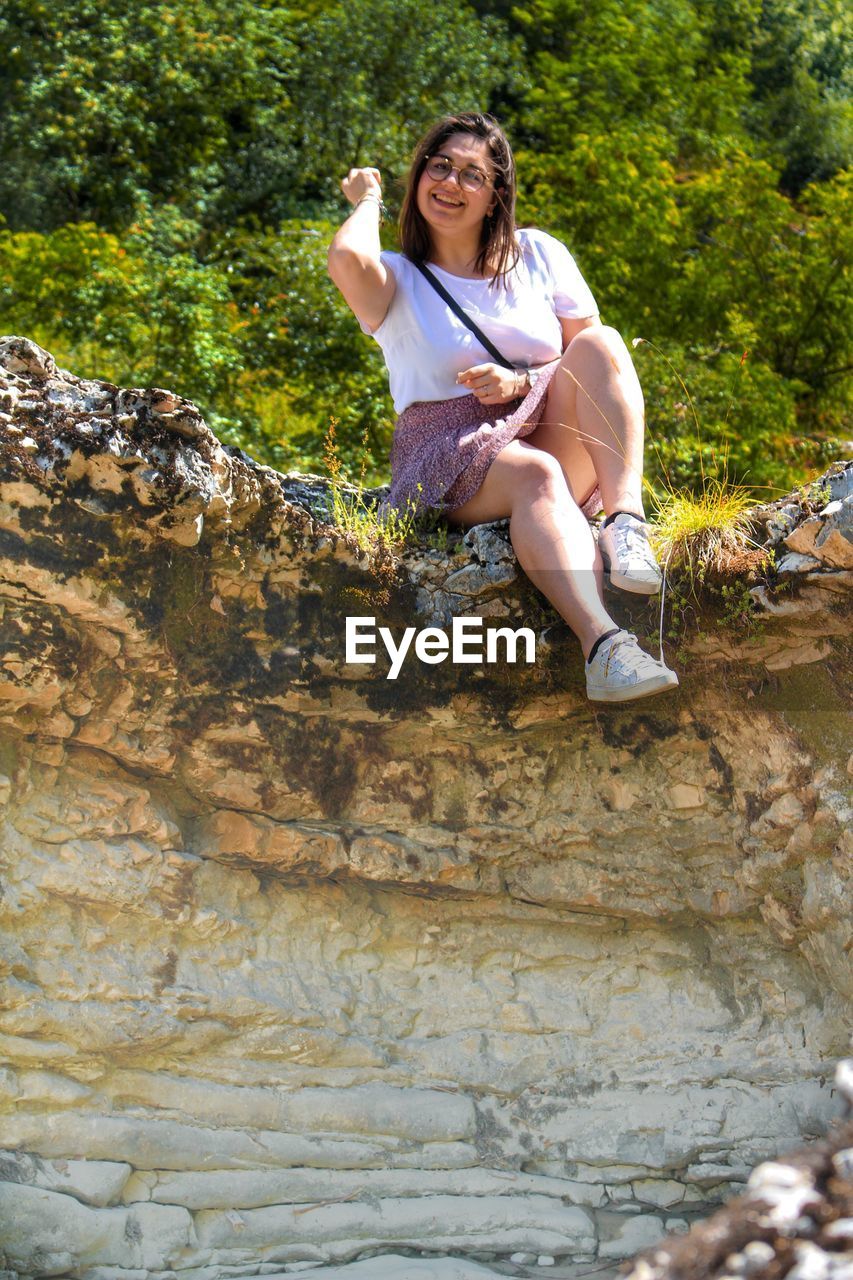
[564,324,628,362]
[563,326,641,394]
[514,447,570,503]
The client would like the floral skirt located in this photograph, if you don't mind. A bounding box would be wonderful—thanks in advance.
[385,358,601,520]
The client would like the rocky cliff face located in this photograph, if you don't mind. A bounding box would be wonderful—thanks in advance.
[0,336,851,1279]
[624,1060,853,1280]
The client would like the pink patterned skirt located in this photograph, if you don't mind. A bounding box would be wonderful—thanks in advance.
[385,358,601,520]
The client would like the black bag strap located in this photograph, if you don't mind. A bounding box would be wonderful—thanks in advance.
[412,260,515,371]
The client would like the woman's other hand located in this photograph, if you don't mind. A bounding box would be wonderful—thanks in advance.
[341,167,383,206]
[457,363,526,405]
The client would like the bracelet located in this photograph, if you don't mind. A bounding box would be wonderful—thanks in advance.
[354,193,388,222]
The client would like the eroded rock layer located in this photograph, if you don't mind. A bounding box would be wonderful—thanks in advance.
[625,1060,853,1280]
[0,337,851,1278]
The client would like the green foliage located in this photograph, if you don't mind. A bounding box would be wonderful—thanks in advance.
[0,0,512,230]
[510,0,708,146]
[208,220,394,477]
[280,0,515,216]
[747,0,852,192]
[518,127,683,331]
[0,210,242,408]
[718,579,762,632]
[638,341,823,495]
[673,159,851,397]
[0,0,293,230]
[0,212,393,474]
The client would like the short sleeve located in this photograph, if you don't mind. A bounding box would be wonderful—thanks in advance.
[524,230,598,319]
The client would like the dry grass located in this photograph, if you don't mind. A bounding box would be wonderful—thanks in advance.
[323,417,420,560]
[649,478,762,578]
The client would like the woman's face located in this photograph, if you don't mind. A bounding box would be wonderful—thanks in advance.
[415,132,497,242]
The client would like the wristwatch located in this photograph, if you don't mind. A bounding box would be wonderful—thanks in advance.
[514,367,540,396]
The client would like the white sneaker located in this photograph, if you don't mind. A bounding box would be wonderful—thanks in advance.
[586,630,679,703]
[599,513,662,595]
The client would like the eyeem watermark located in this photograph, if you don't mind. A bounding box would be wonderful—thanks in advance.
[345,616,536,680]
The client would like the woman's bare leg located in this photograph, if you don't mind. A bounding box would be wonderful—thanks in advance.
[448,440,617,659]
[528,326,647,517]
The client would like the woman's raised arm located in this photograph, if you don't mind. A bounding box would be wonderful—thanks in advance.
[327,167,397,333]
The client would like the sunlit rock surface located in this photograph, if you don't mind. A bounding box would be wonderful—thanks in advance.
[0,336,851,1278]
[624,1057,853,1280]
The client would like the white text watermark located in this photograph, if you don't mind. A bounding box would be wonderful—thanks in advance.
[345,616,536,680]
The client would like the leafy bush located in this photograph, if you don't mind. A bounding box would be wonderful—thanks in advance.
[635,341,819,497]
[0,211,242,408]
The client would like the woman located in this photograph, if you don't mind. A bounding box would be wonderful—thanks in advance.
[327,112,677,703]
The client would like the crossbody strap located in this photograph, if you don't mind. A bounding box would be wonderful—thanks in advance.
[412,260,515,371]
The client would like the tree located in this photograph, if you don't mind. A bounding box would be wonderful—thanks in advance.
[0,209,242,407]
[746,0,852,193]
[278,0,514,219]
[0,0,296,230]
[0,0,513,232]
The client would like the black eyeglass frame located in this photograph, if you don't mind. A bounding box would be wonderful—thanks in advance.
[423,153,493,194]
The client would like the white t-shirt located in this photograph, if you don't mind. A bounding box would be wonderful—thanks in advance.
[362,228,598,413]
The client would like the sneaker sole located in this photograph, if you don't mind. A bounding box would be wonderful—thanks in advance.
[587,671,679,703]
[606,568,661,595]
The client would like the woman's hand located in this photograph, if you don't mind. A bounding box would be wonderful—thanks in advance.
[341,167,383,206]
[457,363,526,405]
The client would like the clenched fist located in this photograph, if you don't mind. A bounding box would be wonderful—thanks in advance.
[341,167,382,206]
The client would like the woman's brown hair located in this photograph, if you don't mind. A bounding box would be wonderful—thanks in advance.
[398,112,519,283]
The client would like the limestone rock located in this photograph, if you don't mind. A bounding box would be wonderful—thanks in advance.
[0,1183,193,1272]
[598,1214,667,1259]
[193,1193,595,1262]
[1,340,851,1278]
[0,1150,131,1207]
[130,1165,591,1211]
[261,1259,512,1278]
[623,1069,853,1280]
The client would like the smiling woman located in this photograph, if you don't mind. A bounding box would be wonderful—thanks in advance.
[327,111,678,703]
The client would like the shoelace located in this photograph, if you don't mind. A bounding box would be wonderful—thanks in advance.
[614,522,658,564]
[658,544,674,666]
[612,520,670,668]
[603,633,645,678]
[600,518,672,670]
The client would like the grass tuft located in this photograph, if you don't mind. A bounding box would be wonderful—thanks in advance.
[632,336,772,587]
[649,477,759,577]
[323,418,420,562]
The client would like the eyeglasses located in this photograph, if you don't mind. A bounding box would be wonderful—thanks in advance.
[424,154,491,193]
